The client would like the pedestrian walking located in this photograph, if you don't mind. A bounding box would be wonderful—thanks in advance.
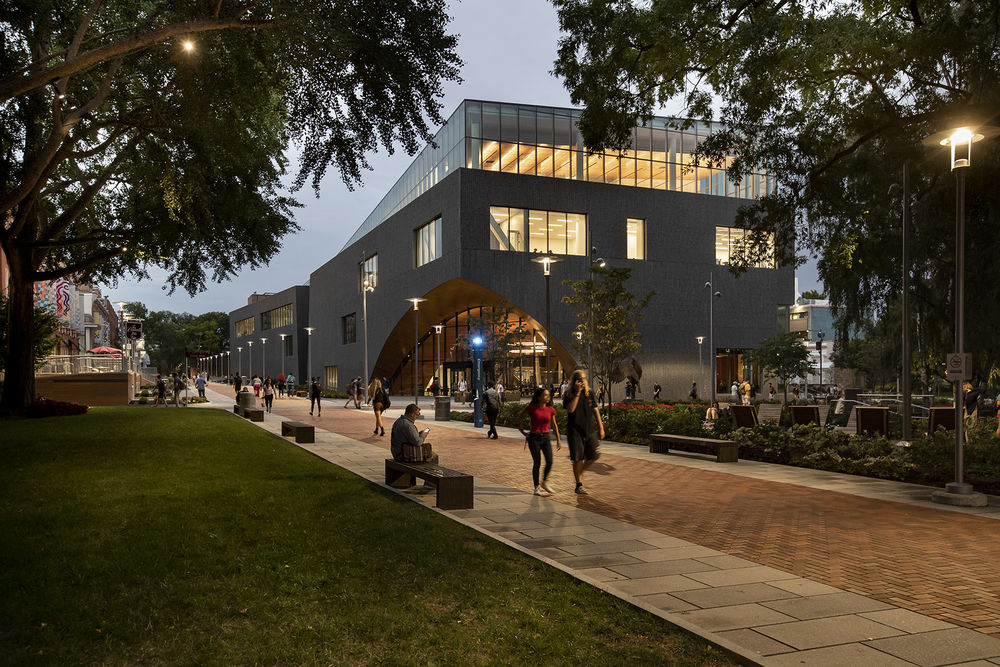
[689,382,698,400]
[518,386,561,495]
[195,374,207,399]
[741,379,752,406]
[768,382,776,401]
[263,377,274,413]
[370,377,390,436]
[457,377,468,404]
[484,382,501,439]
[286,373,296,394]
[344,377,359,408]
[792,383,800,401]
[310,377,322,416]
[563,369,604,495]
[154,374,168,406]
[252,374,261,401]
[496,380,505,403]
[172,372,184,406]
[233,373,243,398]
[653,382,661,401]
[277,373,285,398]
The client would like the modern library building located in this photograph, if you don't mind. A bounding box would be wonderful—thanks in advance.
[230,100,794,399]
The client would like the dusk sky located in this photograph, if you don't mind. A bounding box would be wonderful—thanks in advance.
[105,0,821,315]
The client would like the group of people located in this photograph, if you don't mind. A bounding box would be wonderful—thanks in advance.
[232,372,299,414]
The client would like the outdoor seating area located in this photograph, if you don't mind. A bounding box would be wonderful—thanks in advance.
[384,459,474,509]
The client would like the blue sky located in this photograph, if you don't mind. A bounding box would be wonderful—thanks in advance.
[105,0,821,314]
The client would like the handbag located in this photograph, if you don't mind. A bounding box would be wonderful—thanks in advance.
[402,441,433,463]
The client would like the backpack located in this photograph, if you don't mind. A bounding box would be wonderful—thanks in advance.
[484,391,499,412]
[157,378,166,393]
[379,390,391,409]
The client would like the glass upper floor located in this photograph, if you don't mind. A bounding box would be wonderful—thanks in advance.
[342,100,775,249]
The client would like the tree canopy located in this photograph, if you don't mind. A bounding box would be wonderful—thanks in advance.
[553,0,1000,381]
[748,332,814,403]
[0,0,461,409]
[124,302,227,373]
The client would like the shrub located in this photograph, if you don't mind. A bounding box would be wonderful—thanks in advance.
[26,397,88,418]
[138,397,148,405]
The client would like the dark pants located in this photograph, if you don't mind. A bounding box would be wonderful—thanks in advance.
[310,395,321,414]
[264,394,273,411]
[527,432,553,487]
[486,410,498,438]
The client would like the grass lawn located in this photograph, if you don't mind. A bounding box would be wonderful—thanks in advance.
[0,408,737,665]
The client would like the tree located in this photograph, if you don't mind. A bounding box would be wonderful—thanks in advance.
[748,333,814,404]
[125,302,228,373]
[552,0,1000,381]
[562,266,654,404]
[801,290,826,300]
[0,1,460,411]
[0,293,59,373]
[460,302,529,386]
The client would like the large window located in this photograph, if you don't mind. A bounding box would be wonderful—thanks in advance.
[342,313,357,344]
[235,316,254,338]
[261,303,293,330]
[359,253,378,291]
[715,227,775,268]
[626,218,646,260]
[283,335,293,357]
[416,217,442,267]
[489,206,586,256]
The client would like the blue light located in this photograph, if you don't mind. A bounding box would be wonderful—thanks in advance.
[472,336,483,347]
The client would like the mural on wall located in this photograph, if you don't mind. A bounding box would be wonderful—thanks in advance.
[35,278,82,331]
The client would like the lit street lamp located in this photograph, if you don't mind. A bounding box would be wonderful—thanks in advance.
[362,274,375,404]
[237,346,243,380]
[696,336,705,400]
[588,247,606,372]
[817,330,826,394]
[279,334,288,391]
[247,340,253,380]
[472,335,484,428]
[261,337,267,380]
[304,327,315,384]
[433,324,443,396]
[533,255,561,388]
[704,275,722,403]
[225,350,230,381]
[406,298,427,406]
[925,122,996,503]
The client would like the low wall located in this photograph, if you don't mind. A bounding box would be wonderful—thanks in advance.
[35,373,130,406]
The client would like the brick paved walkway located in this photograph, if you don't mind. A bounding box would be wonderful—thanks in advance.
[206,387,1000,663]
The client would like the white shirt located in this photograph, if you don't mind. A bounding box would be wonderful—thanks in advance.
[458,380,467,391]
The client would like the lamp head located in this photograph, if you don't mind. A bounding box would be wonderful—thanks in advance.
[433,324,443,334]
[406,297,426,310]
[304,327,315,334]
[714,291,722,298]
[472,335,483,347]
[696,336,705,344]
[704,281,712,289]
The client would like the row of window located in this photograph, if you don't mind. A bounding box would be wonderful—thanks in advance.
[715,227,776,268]
[261,303,293,331]
[235,316,254,338]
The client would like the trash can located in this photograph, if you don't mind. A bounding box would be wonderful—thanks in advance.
[434,395,451,421]
[237,391,255,411]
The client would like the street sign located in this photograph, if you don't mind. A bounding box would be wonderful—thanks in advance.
[125,321,142,340]
[945,352,971,382]
[815,341,823,351]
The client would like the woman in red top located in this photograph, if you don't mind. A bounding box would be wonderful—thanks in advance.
[519,387,562,495]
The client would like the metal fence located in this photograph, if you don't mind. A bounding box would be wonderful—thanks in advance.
[36,354,125,375]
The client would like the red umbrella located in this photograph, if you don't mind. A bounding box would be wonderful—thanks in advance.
[86,346,122,355]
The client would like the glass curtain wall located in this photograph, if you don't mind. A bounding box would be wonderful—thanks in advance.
[489,206,586,256]
[390,305,570,396]
[465,101,773,200]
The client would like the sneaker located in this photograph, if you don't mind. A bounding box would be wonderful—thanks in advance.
[575,485,588,495]
[541,479,554,494]
[534,486,543,496]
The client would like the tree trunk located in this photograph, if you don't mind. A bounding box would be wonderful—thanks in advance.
[1,246,38,411]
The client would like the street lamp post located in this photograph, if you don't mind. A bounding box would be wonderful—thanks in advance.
[304,327,315,384]
[588,248,606,373]
[696,336,705,400]
[279,334,288,391]
[433,324,443,395]
[362,275,375,403]
[817,330,825,393]
[472,335,484,428]
[237,346,243,380]
[533,255,561,389]
[926,121,996,505]
[261,337,267,380]
[704,274,722,403]
[225,350,230,381]
[247,340,253,380]
[406,298,427,406]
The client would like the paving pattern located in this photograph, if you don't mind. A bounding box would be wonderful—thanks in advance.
[201,387,1000,665]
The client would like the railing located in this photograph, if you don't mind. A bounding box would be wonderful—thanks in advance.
[36,354,125,375]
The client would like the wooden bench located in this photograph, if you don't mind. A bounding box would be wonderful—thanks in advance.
[281,420,315,444]
[233,404,264,422]
[649,434,739,463]
[384,459,474,509]
[757,403,783,424]
[790,405,822,426]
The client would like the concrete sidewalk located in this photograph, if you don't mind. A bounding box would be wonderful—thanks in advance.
[201,385,1000,666]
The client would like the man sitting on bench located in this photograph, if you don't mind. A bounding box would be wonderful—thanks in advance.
[390,404,439,466]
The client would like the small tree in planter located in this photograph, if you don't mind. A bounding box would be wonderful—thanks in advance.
[748,332,814,404]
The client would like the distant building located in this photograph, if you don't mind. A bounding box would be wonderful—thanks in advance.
[789,296,840,388]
